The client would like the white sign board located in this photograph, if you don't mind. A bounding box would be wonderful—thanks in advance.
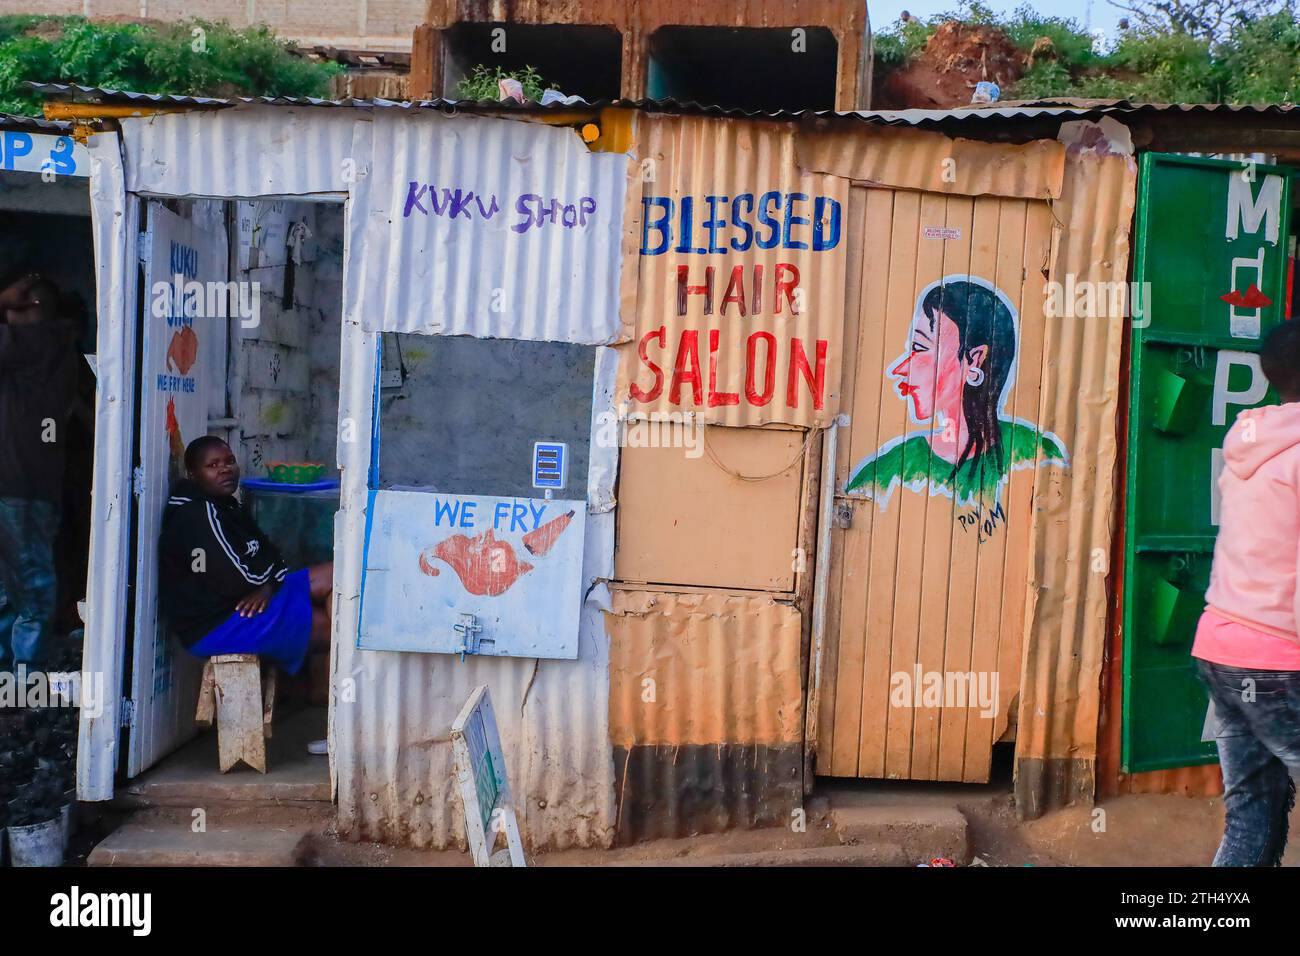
[357,489,586,658]
[0,130,89,177]
[451,685,525,867]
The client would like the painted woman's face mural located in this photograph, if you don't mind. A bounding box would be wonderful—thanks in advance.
[847,276,1068,522]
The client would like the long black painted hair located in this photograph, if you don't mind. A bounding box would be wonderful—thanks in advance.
[920,279,1016,483]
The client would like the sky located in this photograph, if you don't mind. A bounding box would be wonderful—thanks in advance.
[869,0,1128,48]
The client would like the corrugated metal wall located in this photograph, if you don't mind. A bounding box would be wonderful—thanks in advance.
[606,589,804,842]
[94,104,1142,844]
[332,105,629,846]
[353,111,630,343]
[797,123,1064,201]
[1014,129,1137,818]
[603,113,831,840]
[120,109,362,198]
[617,114,849,428]
[331,329,623,849]
[111,107,631,849]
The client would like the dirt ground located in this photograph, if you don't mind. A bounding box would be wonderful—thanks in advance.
[303,788,1292,868]
[876,21,1027,110]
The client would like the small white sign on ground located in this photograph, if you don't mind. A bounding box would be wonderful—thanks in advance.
[450,685,526,867]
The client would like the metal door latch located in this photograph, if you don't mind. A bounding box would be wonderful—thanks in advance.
[453,613,494,661]
[835,501,854,530]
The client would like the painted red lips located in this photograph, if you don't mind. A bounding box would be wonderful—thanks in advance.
[1220,284,1273,309]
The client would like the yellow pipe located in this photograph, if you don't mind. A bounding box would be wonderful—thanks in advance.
[43,102,196,121]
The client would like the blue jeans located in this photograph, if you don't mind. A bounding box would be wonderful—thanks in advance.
[1196,658,1300,866]
[0,496,60,671]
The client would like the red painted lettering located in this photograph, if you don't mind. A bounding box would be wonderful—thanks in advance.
[746,331,777,406]
[676,264,715,316]
[630,325,666,402]
[670,329,703,405]
[707,329,740,407]
[787,338,827,410]
[774,263,800,315]
[720,265,747,317]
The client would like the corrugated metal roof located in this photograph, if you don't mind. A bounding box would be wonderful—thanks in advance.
[35,82,1300,127]
[975,97,1300,115]
[0,110,73,133]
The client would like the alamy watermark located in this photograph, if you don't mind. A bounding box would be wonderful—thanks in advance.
[151,274,261,329]
[594,404,705,459]
[1044,276,1152,325]
[0,665,104,719]
[889,666,999,719]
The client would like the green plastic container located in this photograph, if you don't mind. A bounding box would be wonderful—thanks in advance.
[265,461,327,484]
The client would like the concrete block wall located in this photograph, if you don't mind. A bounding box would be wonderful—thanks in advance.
[233,200,344,478]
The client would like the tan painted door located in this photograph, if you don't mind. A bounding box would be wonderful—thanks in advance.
[814,185,1061,782]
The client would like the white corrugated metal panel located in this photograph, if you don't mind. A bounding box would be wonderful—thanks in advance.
[334,144,620,847]
[78,130,134,801]
[354,111,630,343]
[119,108,363,197]
[330,244,621,848]
[101,101,624,845]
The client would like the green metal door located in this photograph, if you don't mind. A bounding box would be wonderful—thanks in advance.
[1124,153,1293,772]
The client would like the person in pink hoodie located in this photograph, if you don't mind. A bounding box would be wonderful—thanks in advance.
[1194,319,1300,866]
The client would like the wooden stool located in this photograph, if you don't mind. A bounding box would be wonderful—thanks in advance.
[195,655,277,773]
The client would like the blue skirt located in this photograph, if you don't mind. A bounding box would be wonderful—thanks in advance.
[188,568,313,675]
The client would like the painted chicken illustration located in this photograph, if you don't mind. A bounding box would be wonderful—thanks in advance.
[417,510,575,596]
[166,325,199,375]
[522,510,574,557]
[419,529,534,596]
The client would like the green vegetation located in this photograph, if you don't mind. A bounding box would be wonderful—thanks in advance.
[874,1,1300,105]
[453,64,548,102]
[0,16,341,116]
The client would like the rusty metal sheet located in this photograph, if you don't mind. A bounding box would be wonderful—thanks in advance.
[1014,123,1138,817]
[606,587,803,841]
[618,114,849,428]
[613,425,809,592]
[797,123,1065,200]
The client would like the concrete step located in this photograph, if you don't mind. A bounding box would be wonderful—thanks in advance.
[122,802,335,827]
[115,706,331,809]
[607,842,913,867]
[87,820,318,867]
[829,805,969,865]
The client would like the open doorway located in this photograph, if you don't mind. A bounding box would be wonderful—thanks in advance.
[120,194,345,798]
[441,22,622,101]
[647,26,839,111]
[0,158,96,843]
